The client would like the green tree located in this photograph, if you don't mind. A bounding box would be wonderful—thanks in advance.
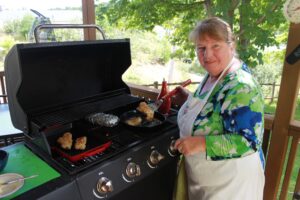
[0,35,16,70]
[0,36,16,56]
[253,49,285,84]
[96,0,288,67]
[3,14,34,41]
[95,6,172,65]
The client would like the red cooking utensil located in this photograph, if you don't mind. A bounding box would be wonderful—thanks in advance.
[149,79,192,111]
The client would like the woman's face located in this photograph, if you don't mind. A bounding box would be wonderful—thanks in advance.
[195,35,234,77]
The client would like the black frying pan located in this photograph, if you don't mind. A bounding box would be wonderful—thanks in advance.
[120,110,166,131]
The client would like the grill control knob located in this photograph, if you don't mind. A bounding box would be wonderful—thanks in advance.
[126,162,141,178]
[168,140,177,156]
[97,177,113,194]
[148,150,165,167]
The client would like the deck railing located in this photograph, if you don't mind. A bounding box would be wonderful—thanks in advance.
[145,80,283,103]
[0,71,7,104]
[0,71,286,105]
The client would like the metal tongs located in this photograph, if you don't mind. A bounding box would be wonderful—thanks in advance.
[149,79,192,111]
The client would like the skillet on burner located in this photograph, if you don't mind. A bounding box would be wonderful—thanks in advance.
[48,123,112,162]
[120,110,166,131]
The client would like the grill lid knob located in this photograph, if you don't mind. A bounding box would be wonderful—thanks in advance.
[97,177,113,194]
[126,162,141,178]
[149,150,164,167]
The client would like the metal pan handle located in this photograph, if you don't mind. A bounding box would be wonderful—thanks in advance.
[34,24,106,43]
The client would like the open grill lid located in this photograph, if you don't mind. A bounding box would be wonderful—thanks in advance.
[4,39,133,133]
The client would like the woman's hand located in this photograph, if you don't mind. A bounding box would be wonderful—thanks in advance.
[172,86,190,107]
[174,136,206,156]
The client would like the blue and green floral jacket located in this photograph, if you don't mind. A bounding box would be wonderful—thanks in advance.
[192,64,265,167]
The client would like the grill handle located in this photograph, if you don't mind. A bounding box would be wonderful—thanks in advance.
[34,24,106,43]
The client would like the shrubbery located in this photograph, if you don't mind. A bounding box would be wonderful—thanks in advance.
[3,14,34,41]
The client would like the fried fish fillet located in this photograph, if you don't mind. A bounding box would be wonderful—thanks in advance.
[57,132,73,150]
[137,102,154,121]
[75,136,87,150]
[126,116,142,126]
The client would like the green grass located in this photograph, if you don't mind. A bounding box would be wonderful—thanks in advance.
[264,99,300,120]
[264,100,277,115]
[287,142,300,199]
[277,138,300,200]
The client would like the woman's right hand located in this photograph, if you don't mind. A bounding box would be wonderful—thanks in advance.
[172,86,189,107]
[174,136,206,155]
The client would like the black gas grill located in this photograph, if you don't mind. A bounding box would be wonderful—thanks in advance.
[4,39,179,200]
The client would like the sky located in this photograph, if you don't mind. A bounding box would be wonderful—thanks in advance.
[0,0,108,10]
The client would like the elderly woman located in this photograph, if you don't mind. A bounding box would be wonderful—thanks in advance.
[174,17,265,200]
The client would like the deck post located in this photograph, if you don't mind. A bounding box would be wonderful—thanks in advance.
[264,23,300,199]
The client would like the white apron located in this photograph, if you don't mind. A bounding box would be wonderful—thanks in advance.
[177,60,265,200]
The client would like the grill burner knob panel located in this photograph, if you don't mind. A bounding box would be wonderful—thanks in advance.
[126,162,141,178]
[148,150,164,168]
[97,177,113,194]
[74,126,179,199]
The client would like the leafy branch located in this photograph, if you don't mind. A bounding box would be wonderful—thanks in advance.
[237,0,283,37]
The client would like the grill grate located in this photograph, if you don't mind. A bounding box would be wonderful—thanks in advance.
[33,94,139,129]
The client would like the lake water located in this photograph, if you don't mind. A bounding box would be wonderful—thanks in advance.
[0,10,82,27]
